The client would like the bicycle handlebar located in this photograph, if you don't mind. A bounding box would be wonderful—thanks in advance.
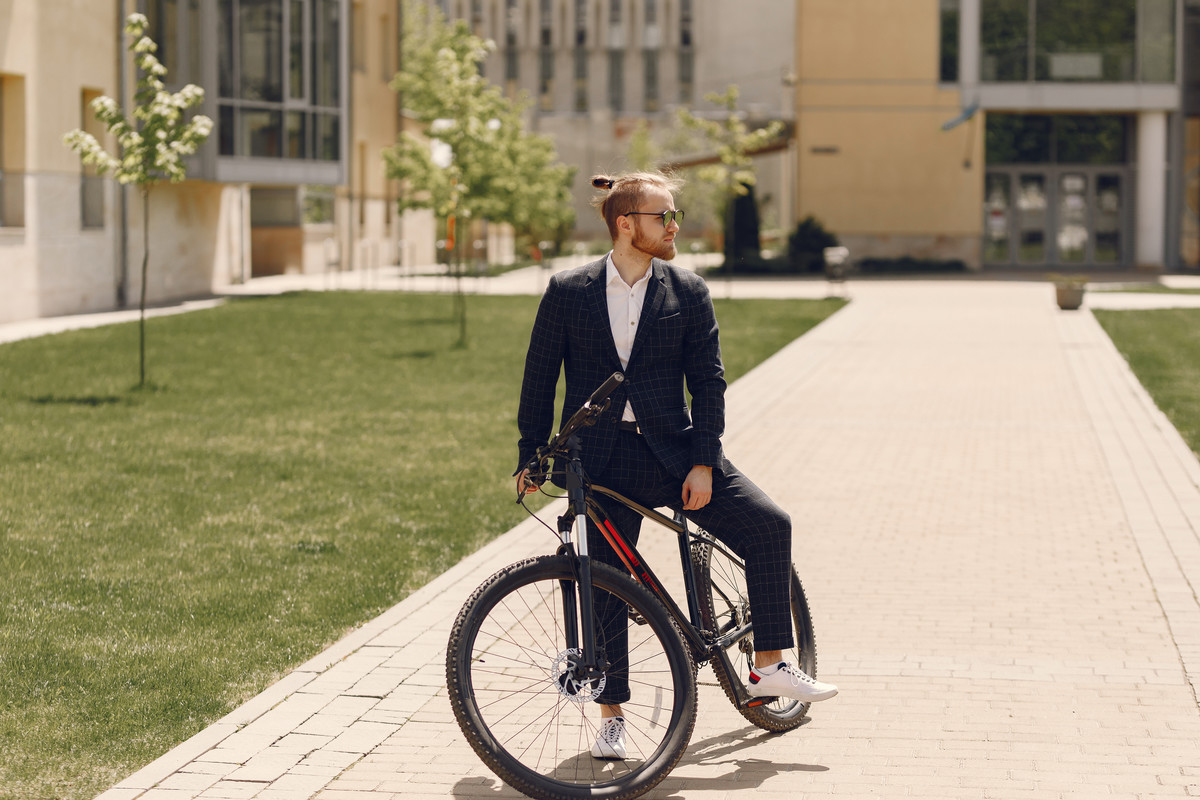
[520,372,625,483]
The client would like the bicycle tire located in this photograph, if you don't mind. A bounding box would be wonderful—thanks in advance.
[691,534,818,732]
[447,554,697,800]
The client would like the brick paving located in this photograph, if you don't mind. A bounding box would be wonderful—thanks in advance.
[53,276,1200,799]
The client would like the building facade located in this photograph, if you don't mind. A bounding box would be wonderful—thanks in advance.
[427,0,797,242]
[793,0,1192,272]
[0,0,439,326]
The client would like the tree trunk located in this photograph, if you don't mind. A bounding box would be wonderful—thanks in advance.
[139,188,149,388]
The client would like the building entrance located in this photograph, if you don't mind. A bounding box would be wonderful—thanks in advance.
[983,166,1131,267]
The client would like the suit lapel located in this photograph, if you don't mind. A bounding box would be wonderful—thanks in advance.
[584,258,624,370]
[626,260,667,369]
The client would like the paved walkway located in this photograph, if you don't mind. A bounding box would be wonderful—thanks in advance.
[8,273,1200,799]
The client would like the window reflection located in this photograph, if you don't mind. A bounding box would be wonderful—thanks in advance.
[217,0,341,161]
[981,0,1175,83]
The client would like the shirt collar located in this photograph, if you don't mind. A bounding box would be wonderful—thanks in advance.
[605,253,653,290]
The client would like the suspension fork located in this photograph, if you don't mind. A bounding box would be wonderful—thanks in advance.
[560,436,606,679]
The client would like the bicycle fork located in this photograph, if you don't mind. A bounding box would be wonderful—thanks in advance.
[555,436,610,690]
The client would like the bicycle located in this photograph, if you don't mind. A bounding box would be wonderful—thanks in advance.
[446,372,821,800]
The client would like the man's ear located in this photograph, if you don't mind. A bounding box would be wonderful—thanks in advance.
[616,214,632,238]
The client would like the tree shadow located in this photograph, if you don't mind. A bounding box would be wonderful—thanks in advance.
[28,394,127,407]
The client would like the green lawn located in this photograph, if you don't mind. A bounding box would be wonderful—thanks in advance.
[1095,307,1200,457]
[0,290,845,800]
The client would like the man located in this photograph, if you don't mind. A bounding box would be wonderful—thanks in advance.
[516,171,837,760]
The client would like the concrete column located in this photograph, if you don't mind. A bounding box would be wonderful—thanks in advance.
[1136,111,1167,269]
[959,0,980,89]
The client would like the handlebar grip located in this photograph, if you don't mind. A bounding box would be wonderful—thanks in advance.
[587,372,625,406]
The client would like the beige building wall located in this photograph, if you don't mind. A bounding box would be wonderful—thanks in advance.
[794,0,983,268]
[1,0,122,323]
[0,0,239,325]
[336,0,438,273]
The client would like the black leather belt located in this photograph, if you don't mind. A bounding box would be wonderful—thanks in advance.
[617,420,642,435]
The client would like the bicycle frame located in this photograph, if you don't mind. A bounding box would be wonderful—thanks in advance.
[554,434,768,711]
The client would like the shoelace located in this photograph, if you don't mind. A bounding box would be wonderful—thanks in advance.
[598,718,625,744]
[778,663,820,686]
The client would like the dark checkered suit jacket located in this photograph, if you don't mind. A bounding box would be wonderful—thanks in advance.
[517,257,727,484]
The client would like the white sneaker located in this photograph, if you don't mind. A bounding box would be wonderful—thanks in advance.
[748,662,838,702]
[590,716,627,759]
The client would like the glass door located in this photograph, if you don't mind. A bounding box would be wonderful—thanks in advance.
[1017,174,1048,263]
[984,173,1012,262]
[1094,174,1123,264]
[1056,173,1089,263]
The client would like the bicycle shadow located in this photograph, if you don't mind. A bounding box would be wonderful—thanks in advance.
[450,723,828,799]
[656,723,828,793]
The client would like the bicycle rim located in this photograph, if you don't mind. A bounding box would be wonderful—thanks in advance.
[692,536,818,732]
[447,555,697,800]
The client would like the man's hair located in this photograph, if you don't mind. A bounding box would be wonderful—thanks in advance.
[590,171,683,240]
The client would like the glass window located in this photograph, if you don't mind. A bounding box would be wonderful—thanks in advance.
[1036,0,1135,82]
[352,1,365,73]
[608,50,624,113]
[314,112,339,161]
[286,110,307,158]
[147,0,180,80]
[679,0,694,103]
[1140,0,1176,82]
[644,49,658,112]
[250,187,300,226]
[1055,115,1128,164]
[243,108,283,157]
[219,104,236,155]
[241,0,284,102]
[574,48,588,111]
[219,0,235,98]
[940,0,959,82]
[539,49,554,110]
[987,113,1129,164]
[644,0,659,48]
[986,114,1051,164]
[312,0,340,108]
[981,0,1029,81]
[80,89,105,229]
[290,0,307,99]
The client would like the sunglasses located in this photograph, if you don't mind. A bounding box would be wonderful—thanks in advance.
[624,209,685,228]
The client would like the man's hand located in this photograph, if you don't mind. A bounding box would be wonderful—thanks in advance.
[516,468,541,497]
[681,465,712,511]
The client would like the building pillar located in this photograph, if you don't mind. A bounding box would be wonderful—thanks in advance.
[1137,110,1167,270]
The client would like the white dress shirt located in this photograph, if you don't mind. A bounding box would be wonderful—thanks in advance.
[605,254,651,423]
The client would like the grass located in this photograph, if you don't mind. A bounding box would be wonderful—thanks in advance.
[0,290,846,800]
[1094,307,1200,456]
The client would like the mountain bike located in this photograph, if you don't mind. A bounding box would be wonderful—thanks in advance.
[446,373,821,800]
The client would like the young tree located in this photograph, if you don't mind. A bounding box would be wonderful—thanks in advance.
[674,86,783,270]
[64,13,212,388]
[384,1,574,345]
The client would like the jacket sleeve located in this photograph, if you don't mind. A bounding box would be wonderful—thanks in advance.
[516,274,568,471]
[681,277,726,468]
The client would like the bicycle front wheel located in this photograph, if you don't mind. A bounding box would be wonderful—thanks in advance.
[692,533,818,732]
[447,554,697,800]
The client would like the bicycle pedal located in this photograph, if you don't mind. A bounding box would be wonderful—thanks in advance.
[745,696,776,708]
[627,608,648,626]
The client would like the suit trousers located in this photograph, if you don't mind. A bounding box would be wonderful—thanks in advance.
[589,429,794,706]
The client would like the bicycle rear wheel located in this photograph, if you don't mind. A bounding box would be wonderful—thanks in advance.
[447,554,697,800]
[691,533,818,732]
